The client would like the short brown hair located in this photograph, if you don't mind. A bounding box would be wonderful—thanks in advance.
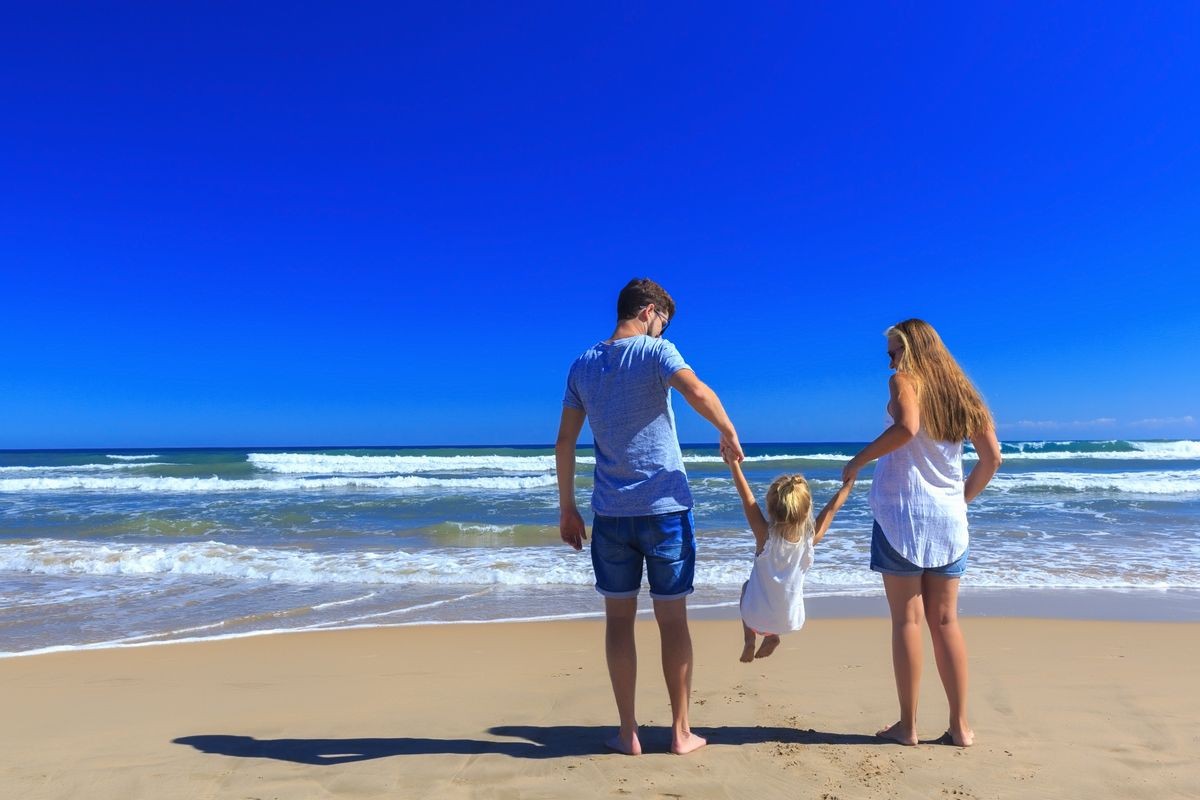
[616,278,676,321]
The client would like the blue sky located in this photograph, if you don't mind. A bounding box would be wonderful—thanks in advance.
[3,3,1198,448]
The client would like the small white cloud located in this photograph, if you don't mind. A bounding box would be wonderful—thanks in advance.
[1129,415,1197,428]
[999,418,1117,431]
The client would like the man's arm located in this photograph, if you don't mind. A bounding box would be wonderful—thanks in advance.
[668,369,744,462]
[556,406,588,550]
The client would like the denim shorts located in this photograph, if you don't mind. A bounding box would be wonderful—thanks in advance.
[870,520,967,578]
[591,510,696,601]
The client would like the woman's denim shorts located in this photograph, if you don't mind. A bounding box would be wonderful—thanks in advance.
[870,520,967,578]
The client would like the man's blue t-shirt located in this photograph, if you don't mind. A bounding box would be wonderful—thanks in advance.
[563,335,694,517]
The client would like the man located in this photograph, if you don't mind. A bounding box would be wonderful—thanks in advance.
[556,278,743,756]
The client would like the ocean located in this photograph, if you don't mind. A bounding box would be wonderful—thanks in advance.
[2,440,1199,656]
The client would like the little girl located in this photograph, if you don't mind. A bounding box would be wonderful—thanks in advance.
[725,456,854,661]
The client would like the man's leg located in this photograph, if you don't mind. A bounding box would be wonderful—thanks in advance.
[653,597,706,754]
[605,596,642,755]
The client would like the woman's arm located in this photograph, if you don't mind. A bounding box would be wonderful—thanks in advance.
[964,426,1003,503]
[812,478,855,545]
[727,457,769,552]
[842,373,920,483]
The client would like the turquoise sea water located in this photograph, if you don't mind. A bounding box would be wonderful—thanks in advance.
[2,440,1199,655]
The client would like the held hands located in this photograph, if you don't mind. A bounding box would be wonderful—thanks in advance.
[719,432,744,464]
[559,508,587,551]
[841,455,865,485]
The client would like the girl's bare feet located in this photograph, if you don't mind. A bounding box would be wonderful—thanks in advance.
[875,721,918,746]
[671,731,707,755]
[740,621,757,662]
[754,634,781,659]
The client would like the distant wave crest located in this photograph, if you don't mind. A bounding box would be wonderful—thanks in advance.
[0,474,558,494]
[983,440,1200,461]
[992,469,1200,495]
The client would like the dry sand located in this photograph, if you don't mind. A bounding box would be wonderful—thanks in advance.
[2,617,1197,799]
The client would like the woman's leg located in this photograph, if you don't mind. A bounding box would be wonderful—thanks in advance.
[879,573,924,745]
[922,573,973,746]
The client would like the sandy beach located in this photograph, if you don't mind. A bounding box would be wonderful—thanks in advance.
[2,616,1197,799]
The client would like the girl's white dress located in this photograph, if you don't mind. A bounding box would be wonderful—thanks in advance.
[740,528,814,635]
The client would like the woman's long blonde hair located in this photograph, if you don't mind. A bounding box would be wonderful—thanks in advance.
[765,474,815,542]
[887,318,993,442]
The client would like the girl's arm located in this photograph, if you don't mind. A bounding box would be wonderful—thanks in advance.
[842,373,919,483]
[964,426,1003,503]
[812,478,855,545]
[727,458,769,552]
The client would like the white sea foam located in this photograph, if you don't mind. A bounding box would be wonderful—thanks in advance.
[681,453,853,464]
[0,473,558,494]
[0,540,598,585]
[446,522,518,534]
[106,454,161,461]
[309,592,378,611]
[313,590,494,626]
[0,463,173,474]
[248,452,566,474]
[991,470,1200,495]
[246,451,858,475]
[1129,441,1200,459]
[970,440,1200,461]
[6,537,1195,590]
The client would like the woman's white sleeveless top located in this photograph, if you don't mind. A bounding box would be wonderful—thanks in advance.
[869,428,969,568]
[740,530,814,635]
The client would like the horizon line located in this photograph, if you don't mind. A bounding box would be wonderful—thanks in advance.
[0,437,1192,453]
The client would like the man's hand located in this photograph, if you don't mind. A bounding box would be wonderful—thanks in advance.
[560,508,587,551]
[720,432,744,463]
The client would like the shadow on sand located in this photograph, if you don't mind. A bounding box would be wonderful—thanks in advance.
[173,725,881,765]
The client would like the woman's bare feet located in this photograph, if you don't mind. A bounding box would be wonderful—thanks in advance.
[754,634,781,659]
[671,731,707,755]
[606,728,642,755]
[946,725,974,747]
[875,721,918,746]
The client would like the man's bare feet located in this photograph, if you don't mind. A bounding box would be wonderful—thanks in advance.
[671,731,707,755]
[875,721,918,746]
[605,728,642,755]
[754,634,781,659]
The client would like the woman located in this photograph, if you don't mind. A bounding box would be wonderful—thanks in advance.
[843,319,1002,747]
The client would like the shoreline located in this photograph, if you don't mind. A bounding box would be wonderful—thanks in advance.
[3,616,1197,799]
[5,586,1199,661]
